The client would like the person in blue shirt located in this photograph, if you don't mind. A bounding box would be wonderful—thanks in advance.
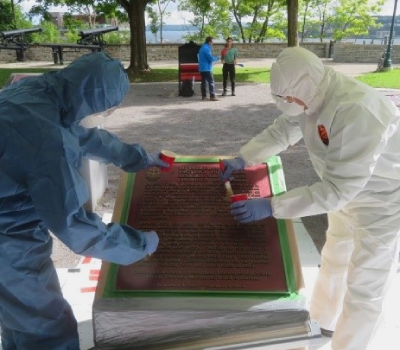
[0,52,168,350]
[198,36,220,101]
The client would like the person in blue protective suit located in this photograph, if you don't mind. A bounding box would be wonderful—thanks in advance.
[198,36,220,101]
[0,52,168,350]
[220,47,400,349]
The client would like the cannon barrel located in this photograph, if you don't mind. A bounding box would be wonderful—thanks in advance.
[77,26,118,45]
[1,27,42,39]
[79,26,118,38]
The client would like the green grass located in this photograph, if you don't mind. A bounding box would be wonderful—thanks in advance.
[128,67,270,83]
[1,66,400,89]
[0,68,56,88]
[214,67,270,83]
[0,67,270,87]
[127,68,178,82]
[356,68,400,89]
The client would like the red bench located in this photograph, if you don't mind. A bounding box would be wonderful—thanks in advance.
[179,63,201,80]
[179,63,202,96]
[178,42,201,96]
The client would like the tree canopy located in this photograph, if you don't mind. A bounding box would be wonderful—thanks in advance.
[21,0,385,73]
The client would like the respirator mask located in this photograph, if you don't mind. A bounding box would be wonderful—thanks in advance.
[273,95,305,116]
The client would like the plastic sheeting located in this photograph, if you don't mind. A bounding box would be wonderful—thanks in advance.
[93,297,314,349]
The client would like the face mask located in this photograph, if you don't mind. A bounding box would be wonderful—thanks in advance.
[275,99,305,116]
[79,107,117,128]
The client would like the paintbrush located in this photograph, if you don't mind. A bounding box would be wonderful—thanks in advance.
[219,159,234,197]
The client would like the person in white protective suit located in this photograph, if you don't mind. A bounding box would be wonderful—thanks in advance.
[220,46,400,350]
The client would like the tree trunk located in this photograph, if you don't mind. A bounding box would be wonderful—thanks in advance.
[122,0,150,73]
[257,16,270,43]
[232,2,246,43]
[257,0,274,43]
[300,1,309,42]
[160,14,164,43]
[248,6,261,43]
[11,0,16,27]
[287,0,298,47]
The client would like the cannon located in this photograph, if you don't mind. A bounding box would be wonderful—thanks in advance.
[40,26,118,65]
[77,26,118,46]
[0,27,42,62]
[1,27,42,42]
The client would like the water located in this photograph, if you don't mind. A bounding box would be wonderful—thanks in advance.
[146,24,400,46]
[146,25,198,43]
[146,30,191,43]
[146,28,400,45]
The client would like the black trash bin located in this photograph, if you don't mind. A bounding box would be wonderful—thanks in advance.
[178,41,201,96]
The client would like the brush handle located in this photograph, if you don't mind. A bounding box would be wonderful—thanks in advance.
[224,182,234,196]
[220,159,234,196]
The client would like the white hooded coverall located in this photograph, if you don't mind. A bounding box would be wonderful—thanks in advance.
[239,47,400,350]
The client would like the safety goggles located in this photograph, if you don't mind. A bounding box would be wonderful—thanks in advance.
[79,106,118,128]
[273,94,300,105]
[272,93,294,103]
[101,106,117,117]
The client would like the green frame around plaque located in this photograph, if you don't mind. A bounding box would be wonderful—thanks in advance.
[101,156,298,300]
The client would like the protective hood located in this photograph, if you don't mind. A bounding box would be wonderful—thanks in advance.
[49,52,129,127]
[270,47,330,115]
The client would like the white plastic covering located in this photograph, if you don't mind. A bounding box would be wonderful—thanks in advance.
[93,296,314,349]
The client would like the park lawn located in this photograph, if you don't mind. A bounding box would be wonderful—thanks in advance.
[214,67,270,83]
[1,66,400,89]
[0,67,270,87]
[356,68,400,89]
[0,68,56,88]
[124,67,270,83]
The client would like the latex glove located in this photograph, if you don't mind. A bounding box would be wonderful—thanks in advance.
[230,198,272,223]
[219,157,245,182]
[143,231,159,255]
[146,152,169,170]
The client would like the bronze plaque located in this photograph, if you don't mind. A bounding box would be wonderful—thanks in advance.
[116,162,287,293]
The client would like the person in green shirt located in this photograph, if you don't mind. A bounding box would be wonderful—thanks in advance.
[221,37,238,96]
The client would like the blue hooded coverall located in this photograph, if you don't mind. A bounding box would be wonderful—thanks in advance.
[0,53,157,349]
